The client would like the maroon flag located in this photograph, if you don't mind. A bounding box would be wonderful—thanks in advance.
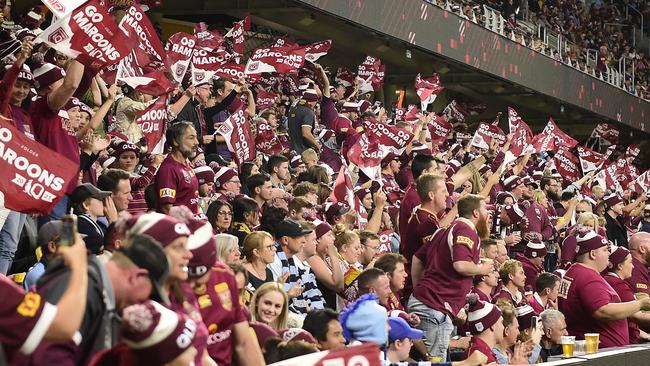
[630,170,650,195]
[165,32,196,83]
[103,48,142,84]
[358,55,384,92]
[415,73,444,104]
[532,118,578,153]
[268,343,380,366]
[257,74,281,92]
[377,230,395,255]
[625,144,640,164]
[37,0,134,71]
[0,120,78,214]
[362,116,414,154]
[272,37,299,48]
[443,99,469,123]
[508,107,533,156]
[554,148,581,184]
[215,106,255,165]
[335,67,356,88]
[256,90,277,110]
[595,162,623,193]
[136,94,167,153]
[471,122,507,149]
[118,5,166,68]
[347,133,382,182]
[304,40,332,62]
[191,56,241,85]
[428,114,452,145]
[576,146,605,174]
[244,45,306,75]
[591,123,619,146]
[329,164,359,211]
[255,120,283,155]
[120,70,175,97]
[225,16,250,55]
[194,22,224,52]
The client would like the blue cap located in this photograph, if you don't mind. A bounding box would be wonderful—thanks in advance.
[388,316,423,343]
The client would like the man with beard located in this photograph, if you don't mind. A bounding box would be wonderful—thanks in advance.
[155,121,200,214]
[409,194,493,360]
[627,232,650,299]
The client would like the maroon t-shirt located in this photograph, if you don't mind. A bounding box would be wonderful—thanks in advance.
[626,257,650,297]
[168,282,209,366]
[558,263,629,348]
[194,263,247,366]
[399,184,419,237]
[493,285,527,307]
[413,218,480,317]
[471,286,492,302]
[155,155,200,214]
[524,202,555,242]
[465,336,497,363]
[0,275,57,363]
[332,115,353,133]
[527,293,548,315]
[400,207,439,303]
[604,273,640,344]
[30,97,80,193]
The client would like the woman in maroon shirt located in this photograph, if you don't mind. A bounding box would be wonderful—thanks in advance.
[2,41,34,138]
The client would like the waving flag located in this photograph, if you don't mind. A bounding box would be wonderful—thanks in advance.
[304,40,332,62]
[554,148,581,184]
[214,106,255,165]
[471,122,507,149]
[225,16,250,55]
[165,32,196,83]
[245,45,306,75]
[576,146,605,174]
[532,118,578,153]
[136,95,167,153]
[508,107,534,156]
[415,73,444,110]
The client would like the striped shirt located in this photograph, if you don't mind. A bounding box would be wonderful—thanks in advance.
[288,256,324,315]
[127,165,158,214]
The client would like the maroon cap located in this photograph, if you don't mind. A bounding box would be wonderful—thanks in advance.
[32,62,65,90]
[121,301,197,365]
[279,328,318,344]
[503,175,523,191]
[64,97,83,111]
[340,101,361,113]
[466,293,502,335]
[302,89,319,102]
[324,202,350,224]
[504,203,526,223]
[608,246,631,270]
[112,141,140,158]
[604,194,623,209]
[187,219,217,278]
[14,64,34,84]
[575,230,609,257]
[126,213,191,247]
[313,219,332,240]
[194,166,215,186]
[354,187,371,202]
[381,152,399,168]
[496,192,514,204]
[412,142,432,156]
[290,155,303,169]
[524,239,547,259]
[213,167,238,189]
[445,159,462,178]
[358,100,372,114]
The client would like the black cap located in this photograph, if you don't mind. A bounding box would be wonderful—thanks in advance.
[118,234,171,305]
[69,183,112,204]
[275,219,313,238]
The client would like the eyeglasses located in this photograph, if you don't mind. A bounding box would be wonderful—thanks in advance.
[218,211,233,217]
[227,179,241,185]
[362,243,381,251]
[264,244,276,250]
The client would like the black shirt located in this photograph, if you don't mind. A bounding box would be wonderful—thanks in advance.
[287,103,316,154]
[247,268,273,291]
[605,212,629,247]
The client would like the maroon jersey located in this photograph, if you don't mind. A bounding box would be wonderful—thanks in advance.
[399,183,419,237]
[168,282,209,365]
[604,273,640,344]
[517,254,544,292]
[558,263,629,348]
[560,233,578,267]
[332,115,353,133]
[30,97,80,193]
[0,275,57,362]
[527,293,549,315]
[155,155,200,213]
[413,218,480,317]
[194,263,247,366]
[400,207,439,303]
[493,285,527,307]
[465,336,497,363]
[626,257,650,297]
[471,286,492,302]
[524,202,556,243]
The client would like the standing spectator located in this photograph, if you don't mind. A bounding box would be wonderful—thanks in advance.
[604,194,629,247]
[288,88,320,153]
[97,169,134,215]
[173,82,213,148]
[302,309,346,351]
[558,231,650,348]
[155,121,200,214]
[410,195,493,360]
[267,154,290,190]
[627,232,650,299]
[113,86,153,143]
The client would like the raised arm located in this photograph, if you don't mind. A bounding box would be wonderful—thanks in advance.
[48,60,85,112]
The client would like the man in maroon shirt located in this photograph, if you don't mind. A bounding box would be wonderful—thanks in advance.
[494,259,528,307]
[558,231,650,348]
[627,232,650,299]
[156,121,200,214]
[31,59,85,221]
[400,173,446,304]
[409,194,493,359]
[471,259,499,302]
[399,154,439,238]
[517,239,546,292]
[528,272,560,315]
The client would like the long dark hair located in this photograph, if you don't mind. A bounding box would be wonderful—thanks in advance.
[206,200,232,231]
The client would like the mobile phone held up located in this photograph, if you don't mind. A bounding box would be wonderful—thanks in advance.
[60,209,77,247]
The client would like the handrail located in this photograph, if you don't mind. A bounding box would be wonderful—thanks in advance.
[627,5,644,43]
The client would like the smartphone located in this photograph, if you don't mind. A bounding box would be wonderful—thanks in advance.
[531,316,540,329]
[59,210,77,247]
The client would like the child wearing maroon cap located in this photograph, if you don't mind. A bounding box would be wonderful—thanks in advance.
[558,231,650,348]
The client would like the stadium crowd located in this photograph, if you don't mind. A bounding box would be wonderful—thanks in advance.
[0,1,649,366]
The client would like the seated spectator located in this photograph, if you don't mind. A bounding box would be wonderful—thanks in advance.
[357,268,391,306]
[69,183,112,253]
[471,259,499,302]
[23,221,66,290]
[250,282,289,330]
[306,219,343,309]
[528,272,560,314]
[302,309,347,351]
[494,259,528,307]
[213,166,241,201]
[465,294,504,363]
[517,239,547,292]
[231,197,260,247]
[215,233,241,264]
[206,200,233,234]
[539,309,567,361]
[385,316,424,364]
[243,231,275,295]
[247,173,273,209]
[333,224,362,310]
[374,253,409,311]
[97,169,133,215]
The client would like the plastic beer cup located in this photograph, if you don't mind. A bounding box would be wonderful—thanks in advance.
[561,336,575,357]
[585,333,599,354]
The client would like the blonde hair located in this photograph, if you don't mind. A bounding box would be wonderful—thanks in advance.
[332,223,359,250]
[577,212,600,231]
[215,233,239,262]
[242,231,274,262]
[301,148,318,163]
[250,282,289,330]
[532,189,546,204]
[499,259,523,284]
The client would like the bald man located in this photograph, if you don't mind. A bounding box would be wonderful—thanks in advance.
[627,232,650,299]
